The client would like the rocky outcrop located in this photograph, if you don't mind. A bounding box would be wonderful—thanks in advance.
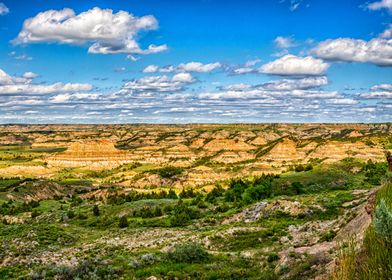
[203,139,255,152]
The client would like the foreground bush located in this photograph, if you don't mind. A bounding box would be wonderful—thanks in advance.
[373,199,392,243]
[167,242,209,263]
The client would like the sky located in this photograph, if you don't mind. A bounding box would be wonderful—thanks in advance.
[0,0,391,124]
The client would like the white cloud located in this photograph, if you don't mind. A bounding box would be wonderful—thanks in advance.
[221,83,253,91]
[274,36,296,49]
[143,65,159,73]
[233,67,256,74]
[50,93,99,103]
[0,2,9,15]
[122,73,195,93]
[143,62,221,73]
[0,68,92,95]
[259,55,329,76]
[9,52,32,61]
[14,7,167,55]
[312,38,392,66]
[160,65,175,73]
[245,59,261,67]
[326,98,359,105]
[177,62,222,72]
[360,91,392,99]
[371,83,392,91]
[0,69,29,85]
[0,83,93,95]
[258,76,328,91]
[367,0,392,12]
[381,24,392,38]
[172,72,194,83]
[22,72,38,79]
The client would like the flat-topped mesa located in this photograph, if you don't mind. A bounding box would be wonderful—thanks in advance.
[55,140,126,159]
[47,140,131,168]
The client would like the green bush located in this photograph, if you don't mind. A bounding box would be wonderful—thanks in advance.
[205,185,224,203]
[167,242,209,263]
[169,201,200,226]
[118,216,129,228]
[155,166,184,179]
[295,165,305,172]
[373,199,392,243]
[92,205,100,216]
[267,252,279,263]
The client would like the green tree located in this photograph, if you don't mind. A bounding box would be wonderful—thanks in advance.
[92,205,100,216]
[118,216,129,228]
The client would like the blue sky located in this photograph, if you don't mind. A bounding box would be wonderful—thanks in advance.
[0,0,391,123]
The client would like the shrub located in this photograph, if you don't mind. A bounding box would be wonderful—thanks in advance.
[267,252,279,263]
[373,199,392,243]
[167,242,209,263]
[155,166,184,179]
[205,185,225,203]
[169,200,200,226]
[31,209,41,218]
[304,164,313,171]
[291,182,304,195]
[118,216,129,228]
[67,210,75,219]
[295,165,305,172]
[92,205,100,216]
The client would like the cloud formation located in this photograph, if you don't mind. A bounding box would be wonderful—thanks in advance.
[122,73,195,93]
[312,38,392,66]
[381,24,392,38]
[0,2,9,15]
[259,55,329,76]
[274,36,296,49]
[361,83,392,99]
[143,61,222,73]
[14,7,167,55]
[0,68,93,95]
[367,0,392,12]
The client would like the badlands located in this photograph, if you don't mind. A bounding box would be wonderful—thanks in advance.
[0,123,391,279]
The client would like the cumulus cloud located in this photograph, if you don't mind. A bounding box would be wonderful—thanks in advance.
[381,24,392,38]
[258,76,328,91]
[371,83,392,91]
[312,38,392,66]
[326,98,359,105]
[222,77,328,92]
[367,0,392,12]
[178,62,222,72]
[259,54,329,76]
[122,73,195,93]
[0,2,9,15]
[143,65,159,73]
[360,83,392,99]
[142,62,221,73]
[0,68,92,95]
[50,93,99,103]
[14,7,167,55]
[274,36,296,49]
[360,91,392,99]
[22,72,39,79]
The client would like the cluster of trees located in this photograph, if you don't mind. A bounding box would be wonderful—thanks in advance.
[224,175,276,205]
[364,161,388,185]
[0,200,39,215]
[153,166,184,179]
[107,189,178,205]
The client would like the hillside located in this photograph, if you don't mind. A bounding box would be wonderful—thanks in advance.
[0,124,391,279]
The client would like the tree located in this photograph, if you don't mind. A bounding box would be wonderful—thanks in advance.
[92,205,100,216]
[118,216,129,228]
